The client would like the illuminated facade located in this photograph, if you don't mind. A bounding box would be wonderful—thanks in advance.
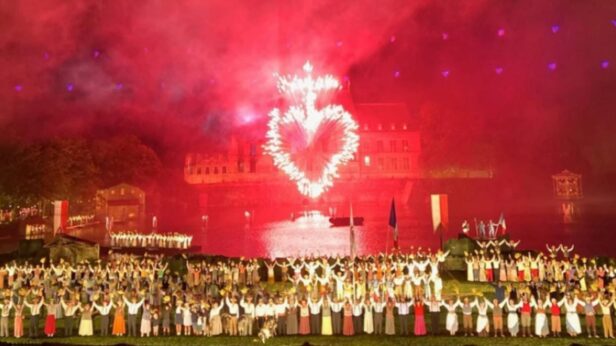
[184,103,421,187]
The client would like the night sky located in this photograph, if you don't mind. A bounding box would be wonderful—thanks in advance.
[1,0,615,179]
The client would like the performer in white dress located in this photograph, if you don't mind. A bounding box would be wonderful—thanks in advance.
[531,295,550,337]
[504,299,522,336]
[362,298,374,334]
[474,298,491,336]
[560,296,582,337]
[442,298,461,335]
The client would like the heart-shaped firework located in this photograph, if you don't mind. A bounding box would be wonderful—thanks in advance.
[264,62,359,198]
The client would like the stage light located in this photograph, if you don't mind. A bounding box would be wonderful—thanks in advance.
[441,70,450,78]
[264,62,359,198]
[14,85,22,92]
[93,50,101,58]
[43,52,50,60]
[66,83,74,92]
[115,83,124,90]
[601,60,609,69]
[442,32,449,40]
[551,25,560,33]
[548,62,557,71]
[390,35,396,43]
[393,70,401,78]
[495,67,504,75]
[336,41,343,48]
[497,28,506,37]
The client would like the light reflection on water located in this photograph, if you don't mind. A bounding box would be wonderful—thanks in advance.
[69,204,616,258]
[191,205,437,258]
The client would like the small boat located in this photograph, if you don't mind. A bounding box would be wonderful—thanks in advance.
[329,217,364,227]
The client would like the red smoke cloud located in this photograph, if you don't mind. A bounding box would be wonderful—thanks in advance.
[0,0,615,178]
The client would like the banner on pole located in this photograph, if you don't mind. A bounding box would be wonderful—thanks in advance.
[430,194,449,233]
[53,200,68,235]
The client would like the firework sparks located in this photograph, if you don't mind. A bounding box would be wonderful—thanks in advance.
[264,62,359,198]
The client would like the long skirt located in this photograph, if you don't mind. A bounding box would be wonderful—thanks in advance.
[565,312,581,335]
[363,311,374,334]
[44,315,56,335]
[210,315,222,336]
[322,316,333,335]
[113,313,126,336]
[14,316,23,338]
[343,315,354,336]
[507,313,519,336]
[140,319,151,335]
[535,313,549,336]
[299,316,310,335]
[499,268,507,282]
[476,314,489,333]
[385,314,395,335]
[286,313,298,335]
[414,314,427,335]
[446,313,458,334]
[78,319,93,336]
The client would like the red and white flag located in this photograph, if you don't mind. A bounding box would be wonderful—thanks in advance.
[430,194,449,233]
[53,200,68,235]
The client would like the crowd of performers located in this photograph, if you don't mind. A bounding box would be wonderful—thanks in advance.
[464,242,593,285]
[24,224,47,240]
[109,232,192,249]
[0,245,614,341]
[67,215,95,228]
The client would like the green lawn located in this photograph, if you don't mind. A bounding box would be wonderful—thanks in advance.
[0,335,615,346]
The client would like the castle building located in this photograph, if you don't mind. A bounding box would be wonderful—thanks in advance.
[183,103,421,205]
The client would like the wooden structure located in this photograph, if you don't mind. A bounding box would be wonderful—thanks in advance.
[45,234,99,263]
[95,183,146,231]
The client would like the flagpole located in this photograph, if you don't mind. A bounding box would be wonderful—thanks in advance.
[385,226,389,257]
[349,201,356,300]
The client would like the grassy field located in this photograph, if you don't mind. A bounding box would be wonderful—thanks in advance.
[0,335,615,346]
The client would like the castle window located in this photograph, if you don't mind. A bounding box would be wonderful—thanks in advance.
[205,167,210,175]
[214,167,219,174]
[378,158,384,170]
[391,158,398,170]
[402,140,409,152]
[389,140,397,152]
[402,123,408,130]
[377,123,383,131]
[376,140,384,153]
[197,167,202,175]
[402,158,410,170]
[222,166,227,174]
[364,156,371,166]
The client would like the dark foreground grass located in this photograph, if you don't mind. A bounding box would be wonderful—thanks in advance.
[1,335,616,346]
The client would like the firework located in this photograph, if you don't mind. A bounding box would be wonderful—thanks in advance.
[264,62,359,198]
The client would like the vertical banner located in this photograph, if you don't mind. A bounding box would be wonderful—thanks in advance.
[388,198,398,249]
[53,200,68,235]
[430,194,449,233]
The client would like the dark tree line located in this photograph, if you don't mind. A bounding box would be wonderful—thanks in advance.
[0,135,162,207]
